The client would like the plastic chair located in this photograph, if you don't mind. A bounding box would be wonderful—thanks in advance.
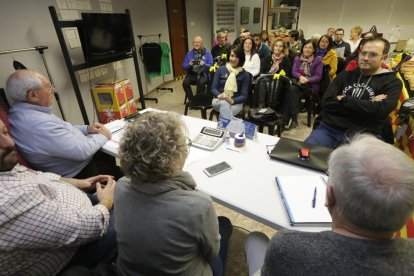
[305,64,331,127]
[183,68,215,119]
[245,74,291,136]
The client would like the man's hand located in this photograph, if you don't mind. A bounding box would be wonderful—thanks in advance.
[371,94,387,102]
[87,122,104,134]
[337,95,346,101]
[96,125,112,140]
[61,175,114,192]
[199,60,205,66]
[96,176,117,210]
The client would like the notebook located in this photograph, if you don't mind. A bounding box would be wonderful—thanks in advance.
[275,176,332,226]
[269,137,333,173]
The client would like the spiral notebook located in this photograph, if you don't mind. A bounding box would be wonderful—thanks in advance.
[275,176,332,226]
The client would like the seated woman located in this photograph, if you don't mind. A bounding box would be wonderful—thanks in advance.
[261,38,292,75]
[115,112,232,276]
[283,39,323,129]
[211,45,251,120]
[257,39,292,108]
[242,37,261,78]
[316,35,338,80]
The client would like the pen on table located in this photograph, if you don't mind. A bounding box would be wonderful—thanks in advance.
[312,187,317,208]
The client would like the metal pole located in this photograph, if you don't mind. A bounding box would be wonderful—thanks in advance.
[37,47,66,121]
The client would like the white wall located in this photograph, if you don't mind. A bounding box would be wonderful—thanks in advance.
[237,0,264,35]
[186,0,214,50]
[0,0,173,125]
[299,0,414,42]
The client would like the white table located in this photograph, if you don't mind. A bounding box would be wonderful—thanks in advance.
[102,109,330,232]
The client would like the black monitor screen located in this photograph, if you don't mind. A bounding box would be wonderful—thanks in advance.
[81,13,132,61]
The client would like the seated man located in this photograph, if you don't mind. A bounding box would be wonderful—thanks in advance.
[245,134,414,275]
[305,37,402,148]
[5,70,119,178]
[211,31,230,66]
[182,36,213,103]
[0,118,117,275]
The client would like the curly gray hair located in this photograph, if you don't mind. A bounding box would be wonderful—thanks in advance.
[119,112,188,182]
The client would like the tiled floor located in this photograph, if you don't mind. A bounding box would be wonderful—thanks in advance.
[143,80,313,276]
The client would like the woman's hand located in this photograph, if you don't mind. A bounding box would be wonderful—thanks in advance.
[225,98,234,105]
[299,76,309,84]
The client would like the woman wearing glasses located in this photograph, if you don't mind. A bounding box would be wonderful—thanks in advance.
[114,111,232,276]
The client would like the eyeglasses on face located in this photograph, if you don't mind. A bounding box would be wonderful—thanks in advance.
[359,51,382,59]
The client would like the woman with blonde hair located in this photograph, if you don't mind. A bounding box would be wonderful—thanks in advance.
[346,26,363,52]
[115,112,232,275]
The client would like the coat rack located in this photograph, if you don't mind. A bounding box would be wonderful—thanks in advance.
[0,46,66,120]
[138,33,173,103]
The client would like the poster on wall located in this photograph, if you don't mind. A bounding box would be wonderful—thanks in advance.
[253,7,261,24]
[240,7,250,24]
[214,0,236,39]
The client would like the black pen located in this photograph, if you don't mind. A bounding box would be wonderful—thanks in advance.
[312,187,317,208]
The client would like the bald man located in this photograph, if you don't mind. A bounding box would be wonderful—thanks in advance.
[182,36,213,104]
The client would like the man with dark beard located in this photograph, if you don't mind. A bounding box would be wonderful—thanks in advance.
[0,119,117,275]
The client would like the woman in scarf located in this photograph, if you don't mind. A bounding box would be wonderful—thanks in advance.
[211,45,251,120]
[316,35,338,80]
[283,39,323,129]
[115,112,233,276]
[261,38,292,75]
[256,39,292,108]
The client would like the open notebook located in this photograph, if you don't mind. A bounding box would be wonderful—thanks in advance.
[276,176,332,226]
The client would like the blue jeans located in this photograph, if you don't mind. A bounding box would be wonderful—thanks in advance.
[210,216,233,276]
[212,98,243,120]
[305,122,346,149]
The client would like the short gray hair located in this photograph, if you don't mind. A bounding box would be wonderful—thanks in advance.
[328,134,414,232]
[119,112,188,182]
[5,70,43,106]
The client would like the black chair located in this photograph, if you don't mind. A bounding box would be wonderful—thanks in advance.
[183,68,215,119]
[305,64,331,127]
[245,74,291,136]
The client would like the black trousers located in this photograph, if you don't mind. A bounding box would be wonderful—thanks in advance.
[282,84,312,124]
[182,74,208,100]
[74,151,123,180]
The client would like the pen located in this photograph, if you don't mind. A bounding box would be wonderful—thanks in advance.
[312,187,317,208]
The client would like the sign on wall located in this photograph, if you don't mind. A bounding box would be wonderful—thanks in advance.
[214,0,236,39]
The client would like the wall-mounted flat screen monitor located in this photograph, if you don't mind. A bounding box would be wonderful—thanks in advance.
[81,13,133,62]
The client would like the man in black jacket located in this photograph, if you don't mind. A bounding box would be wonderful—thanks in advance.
[305,37,402,148]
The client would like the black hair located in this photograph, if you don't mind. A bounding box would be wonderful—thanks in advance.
[230,45,246,67]
[335,28,345,34]
[363,37,391,54]
[300,39,317,56]
[317,35,333,51]
[289,30,299,41]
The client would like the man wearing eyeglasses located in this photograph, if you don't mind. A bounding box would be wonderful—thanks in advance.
[305,37,402,148]
[5,70,121,179]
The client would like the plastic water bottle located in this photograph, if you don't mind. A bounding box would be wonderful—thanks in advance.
[224,130,230,144]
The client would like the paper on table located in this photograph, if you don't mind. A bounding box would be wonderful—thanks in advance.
[275,176,331,225]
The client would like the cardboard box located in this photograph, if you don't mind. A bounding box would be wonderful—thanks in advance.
[98,105,129,123]
[127,98,138,114]
[92,82,126,111]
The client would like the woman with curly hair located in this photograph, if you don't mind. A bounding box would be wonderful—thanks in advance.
[114,112,232,276]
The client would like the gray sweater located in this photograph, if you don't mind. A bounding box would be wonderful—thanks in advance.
[114,172,220,276]
[261,229,414,275]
